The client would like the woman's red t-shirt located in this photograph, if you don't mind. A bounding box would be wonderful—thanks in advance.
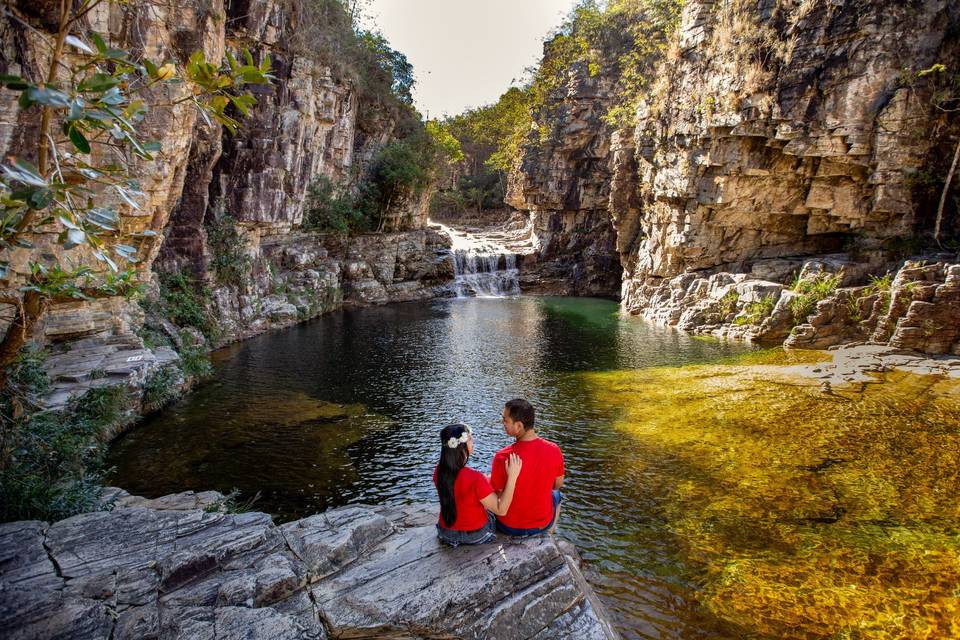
[433,466,494,531]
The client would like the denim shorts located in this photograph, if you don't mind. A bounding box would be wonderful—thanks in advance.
[495,490,562,537]
[436,511,497,547]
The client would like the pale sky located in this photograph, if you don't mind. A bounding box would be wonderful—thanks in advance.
[361,0,576,117]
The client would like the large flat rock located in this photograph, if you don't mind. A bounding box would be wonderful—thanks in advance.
[0,494,619,640]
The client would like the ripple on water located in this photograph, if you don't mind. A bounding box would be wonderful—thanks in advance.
[109,298,960,640]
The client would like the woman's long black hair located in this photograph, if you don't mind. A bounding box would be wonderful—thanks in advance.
[437,423,470,528]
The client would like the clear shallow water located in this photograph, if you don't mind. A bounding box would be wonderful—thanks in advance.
[109,297,960,639]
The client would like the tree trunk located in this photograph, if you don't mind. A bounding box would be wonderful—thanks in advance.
[934,136,960,247]
[0,291,47,389]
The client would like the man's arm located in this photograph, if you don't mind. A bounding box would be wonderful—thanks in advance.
[553,475,564,490]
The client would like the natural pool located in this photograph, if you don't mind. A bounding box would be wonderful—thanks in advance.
[109,297,960,639]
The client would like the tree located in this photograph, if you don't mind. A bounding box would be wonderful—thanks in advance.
[359,31,415,105]
[0,0,272,387]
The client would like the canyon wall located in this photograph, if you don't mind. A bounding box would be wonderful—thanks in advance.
[617,0,960,353]
[508,0,959,353]
[505,60,622,297]
[0,0,453,397]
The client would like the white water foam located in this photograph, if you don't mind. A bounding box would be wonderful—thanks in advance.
[433,221,520,297]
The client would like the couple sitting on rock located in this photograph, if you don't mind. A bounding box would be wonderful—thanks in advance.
[433,398,564,546]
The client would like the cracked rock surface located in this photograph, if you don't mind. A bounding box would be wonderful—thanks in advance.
[0,492,619,640]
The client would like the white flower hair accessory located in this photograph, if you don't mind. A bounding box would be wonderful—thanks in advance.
[446,425,472,449]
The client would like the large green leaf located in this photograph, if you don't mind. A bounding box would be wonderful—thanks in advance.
[66,97,86,121]
[68,126,91,154]
[0,74,29,91]
[26,188,54,210]
[2,161,47,187]
[85,207,119,231]
[78,73,121,93]
[25,86,71,108]
[63,227,86,249]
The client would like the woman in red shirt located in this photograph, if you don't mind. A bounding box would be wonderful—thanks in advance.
[435,423,522,547]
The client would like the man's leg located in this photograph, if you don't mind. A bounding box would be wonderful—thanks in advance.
[549,490,562,533]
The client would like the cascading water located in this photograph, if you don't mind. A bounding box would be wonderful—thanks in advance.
[434,222,520,297]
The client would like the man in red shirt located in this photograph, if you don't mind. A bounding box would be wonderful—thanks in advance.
[490,398,564,535]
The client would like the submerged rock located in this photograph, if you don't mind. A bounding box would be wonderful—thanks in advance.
[0,493,619,640]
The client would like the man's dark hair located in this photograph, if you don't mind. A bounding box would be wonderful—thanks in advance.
[505,398,535,430]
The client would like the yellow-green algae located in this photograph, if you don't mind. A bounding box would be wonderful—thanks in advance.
[580,349,960,640]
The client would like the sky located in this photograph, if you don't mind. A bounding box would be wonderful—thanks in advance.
[360,0,576,118]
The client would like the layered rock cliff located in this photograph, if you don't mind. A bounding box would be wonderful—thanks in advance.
[0,0,454,399]
[508,0,960,352]
[505,59,622,297]
[618,0,959,317]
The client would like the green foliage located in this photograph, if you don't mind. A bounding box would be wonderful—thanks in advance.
[790,272,843,324]
[177,335,213,380]
[865,273,894,296]
[354,134,438,229]
[142,367,181,412]
[531,0,683,128]
[1,350,134,523]
[425,121,464,164]
[446,86,533,174]
[305,128,440,233]
[718,290,740,319]
[303,176,365,233]
[205,204,252,287]
[157,270,216,339]
[734,295,777,326]
[19,263,143,302]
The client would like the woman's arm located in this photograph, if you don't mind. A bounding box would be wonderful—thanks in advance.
[480,453,522,516]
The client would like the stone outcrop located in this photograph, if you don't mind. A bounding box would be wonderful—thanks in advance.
[615,0,960,340]
[786,259,960,354]
[206,228,454,344]
[0,490,619,640]
[506,61,622,297]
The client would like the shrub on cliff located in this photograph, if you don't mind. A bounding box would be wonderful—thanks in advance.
[0,349,132,523]
[205,203,253,288]
[355,135,437,231]
[303,176,366,233]
[289,0,414,132]
[789,272,843,324]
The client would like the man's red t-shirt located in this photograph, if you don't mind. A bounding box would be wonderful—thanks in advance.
[433,466,494,531]
[490,438,564,529]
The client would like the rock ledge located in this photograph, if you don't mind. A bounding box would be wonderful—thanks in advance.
[0,491,619,640]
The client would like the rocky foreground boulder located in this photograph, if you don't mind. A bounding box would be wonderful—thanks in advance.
[0,491,618,640]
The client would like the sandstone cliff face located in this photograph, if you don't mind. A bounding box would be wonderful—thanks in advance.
[151,0,444,346]
[0,0,228,347]
[0,0,452,392]
[506,61,622,297]
[617,0,960,340]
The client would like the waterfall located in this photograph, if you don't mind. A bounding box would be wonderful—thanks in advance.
[434,222,520,297]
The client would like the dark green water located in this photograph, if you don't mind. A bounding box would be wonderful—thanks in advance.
[109,297,758,638]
